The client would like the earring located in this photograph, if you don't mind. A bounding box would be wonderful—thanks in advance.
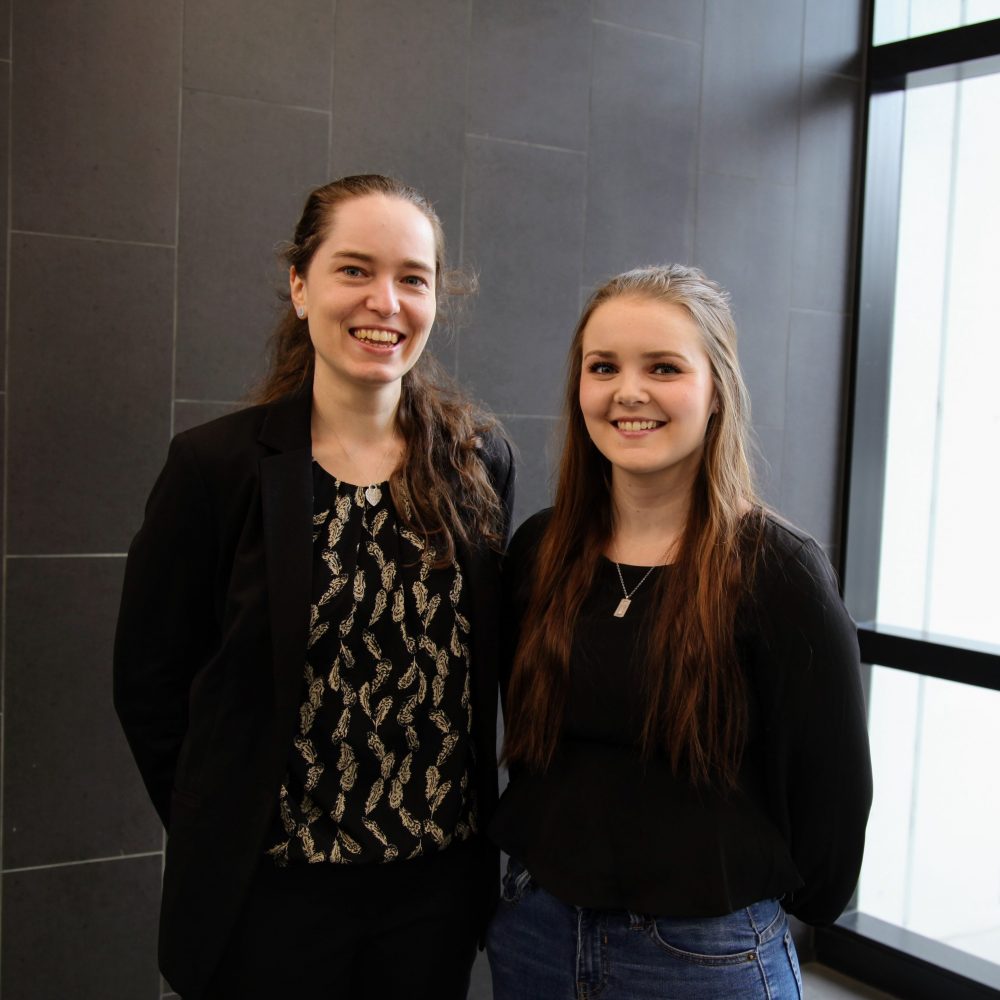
[295,305,305,319]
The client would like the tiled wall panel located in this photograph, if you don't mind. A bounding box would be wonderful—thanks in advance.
[593,0,705,41]
[330,0,469,246]
[793,74,862,313]
[804,0,866,77]
[461,137,585,415]
[11,0,181,243]
[782,309,851,547]
[0,61,8,384]
[695,171,796,430]
[183,0,333,107]
[584,22,700,285]
[175,91,328,401]
[700,0,804,184]
[4,557,158,869]
[1,856,161,1000]
[504,415,560,530]
[468,0,592,151]
[7,235,174,554]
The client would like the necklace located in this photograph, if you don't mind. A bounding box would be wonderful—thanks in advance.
[327,425,398,506]
[613,561,657,618]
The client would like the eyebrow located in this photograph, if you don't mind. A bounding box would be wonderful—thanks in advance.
[330,250,435,273]
[584,349,691,362]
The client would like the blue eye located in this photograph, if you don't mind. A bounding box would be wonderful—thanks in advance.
[340,265,365,278]
[652,362,681,375]
[588,361,616,375]
[402,275,429,287]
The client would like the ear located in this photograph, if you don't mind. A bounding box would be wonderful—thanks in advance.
[289,266,306,314]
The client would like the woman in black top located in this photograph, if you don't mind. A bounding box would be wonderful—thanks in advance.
[488,264,871,999]
[114,175,514,999]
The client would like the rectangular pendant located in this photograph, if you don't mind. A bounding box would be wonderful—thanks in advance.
[613,598,631,618]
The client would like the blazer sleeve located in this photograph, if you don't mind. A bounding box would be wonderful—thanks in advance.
[753,531,873,925]
[481,430,516,548]
[113,433,220,827]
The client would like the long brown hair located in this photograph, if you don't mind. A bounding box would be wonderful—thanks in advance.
[252,175,506,560]
[503,265,764,788]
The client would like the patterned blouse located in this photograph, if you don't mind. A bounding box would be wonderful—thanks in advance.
[267,462,476,865]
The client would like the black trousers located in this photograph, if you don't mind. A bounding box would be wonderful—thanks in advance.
[206,838,485,1000]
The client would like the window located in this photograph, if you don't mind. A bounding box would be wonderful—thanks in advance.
[819,9,1000,1000]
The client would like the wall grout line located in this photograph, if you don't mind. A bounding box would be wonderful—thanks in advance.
[691,0,708,264]
[591,17,701,46]
[170,2,185,442]
[10,229,175,250]
[465,131,585,157]
[3,850,163,875]
[175,397,240,406]
[182,85,329,116]
[327,0,337,177]
[5,553,127,560]
[455,0,474,382]
[1,1,16,962]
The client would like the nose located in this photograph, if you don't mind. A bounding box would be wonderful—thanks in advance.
[366,277,400,317]
[614,373,649,406]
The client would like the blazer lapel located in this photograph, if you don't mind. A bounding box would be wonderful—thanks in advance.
[258,391,314,729]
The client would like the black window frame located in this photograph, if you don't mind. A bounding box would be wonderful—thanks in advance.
[817,10,1000,1000]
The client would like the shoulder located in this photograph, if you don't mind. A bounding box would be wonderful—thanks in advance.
[157,400,282,502]
[172,401,270,458]
[475,425,514,481]
[505,508,553,569]
[753,511,839,597]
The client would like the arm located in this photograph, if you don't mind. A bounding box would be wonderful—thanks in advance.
[754,530,873,924]
[113,433,219,827]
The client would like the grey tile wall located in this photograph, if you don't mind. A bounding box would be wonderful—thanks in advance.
[12,0,181,243]
[1,856,162,999]
[330,0,469,246]
[700,0,804,185]
[584,22,700,284]
[804,0,866,77]
[503,416,560,529]
[461,136,585,416]
[695,171,796,430]
[183,0,334,107]
[4,557,158,870]
[7,235,174,554]
[468,0,592,151]
[0,60,7,385]
[175,91,328,402]
[594,0,705,41]
[793,73,862,313]
[0,0,9,59]
[782,309,851,547]
[3,2,866,995]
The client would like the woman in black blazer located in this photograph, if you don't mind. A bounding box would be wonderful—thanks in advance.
[114,175,514,1000]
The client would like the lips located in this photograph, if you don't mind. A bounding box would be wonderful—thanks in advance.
[350,327,402,346]
[614,419,664,431]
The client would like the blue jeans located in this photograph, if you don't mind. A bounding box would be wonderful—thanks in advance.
[487,859,803,999]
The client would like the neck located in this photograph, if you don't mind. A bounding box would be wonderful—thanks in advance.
[311,371,401,448]
[310,372,404,484]
[608,467,696,564]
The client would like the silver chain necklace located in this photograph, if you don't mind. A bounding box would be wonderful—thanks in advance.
[328,426,397,506]
[613,561,657,618]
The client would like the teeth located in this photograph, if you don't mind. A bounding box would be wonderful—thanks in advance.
[352,328,400,345]
[617,420,660,431]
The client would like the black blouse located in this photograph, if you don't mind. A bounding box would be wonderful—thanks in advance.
[490,509,873,925]
[268,463,476,865]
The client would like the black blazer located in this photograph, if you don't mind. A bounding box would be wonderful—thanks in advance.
[113,389,515,999]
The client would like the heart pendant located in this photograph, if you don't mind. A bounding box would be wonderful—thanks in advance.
[364,484,381,506]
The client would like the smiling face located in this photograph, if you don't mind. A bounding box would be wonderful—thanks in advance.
[289,193,437,399]
[579,295,718,494]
